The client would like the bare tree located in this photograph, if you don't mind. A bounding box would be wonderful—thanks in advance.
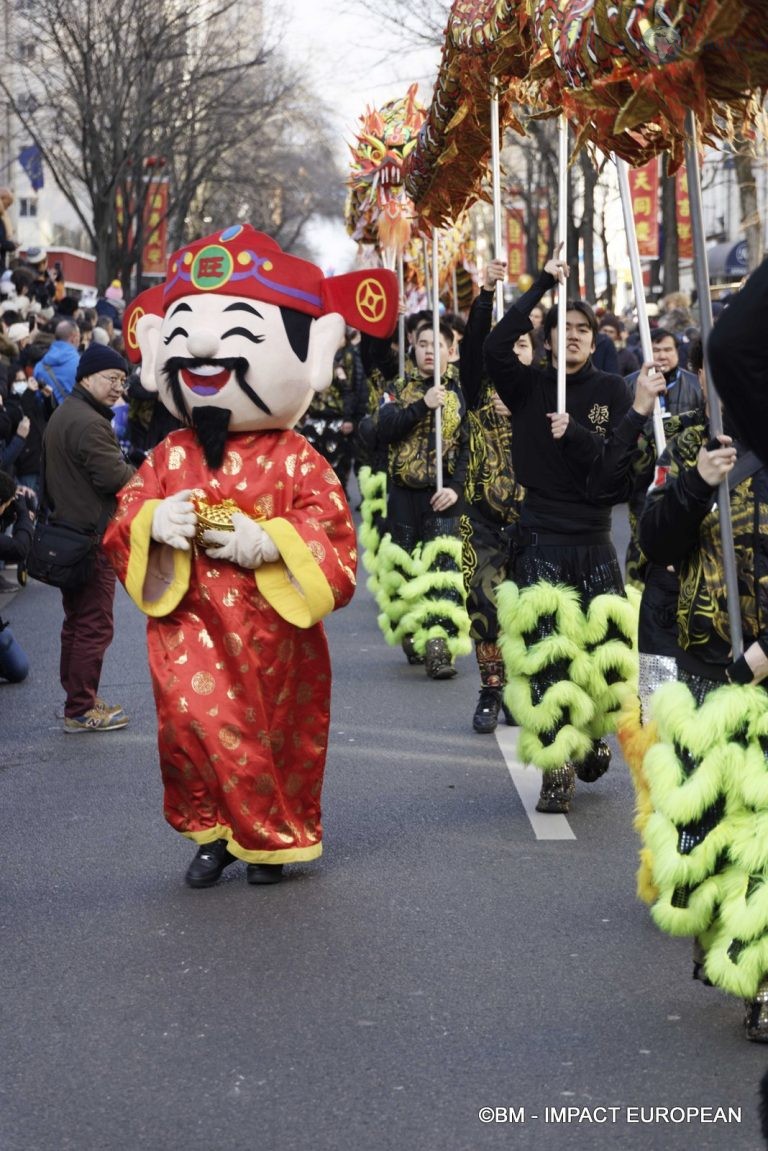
[1,0,314,291]
[183,78,346,261]
[342,0,450,50]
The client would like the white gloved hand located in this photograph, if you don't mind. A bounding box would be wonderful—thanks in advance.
[203,513,279,569]
[151,489,198,551]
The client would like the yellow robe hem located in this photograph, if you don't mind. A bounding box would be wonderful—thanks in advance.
[125,501,192,617]
[183,827,322,864]
[256,517,334,627]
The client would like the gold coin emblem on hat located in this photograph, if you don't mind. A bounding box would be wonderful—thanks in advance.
[356,278,387,324]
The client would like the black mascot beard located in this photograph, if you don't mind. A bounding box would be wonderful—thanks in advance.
[162,356,273,468]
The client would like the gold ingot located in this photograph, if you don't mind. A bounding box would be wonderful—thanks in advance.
[194,497,262,547]
[194,497,241,547]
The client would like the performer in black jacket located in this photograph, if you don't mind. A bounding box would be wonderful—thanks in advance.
[484,251,635,813]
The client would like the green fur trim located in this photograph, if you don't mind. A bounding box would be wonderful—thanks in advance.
[649,874,725,937]
[359,521,382,577]
[495,579,642,770]
[703,933,768,999]
[727,810,768,875]
[374,533,422,644]
[413,621,473,658]
[405,601,473,656]
[702,871,768,997]
[504,675,594,734]
[497,579,585,641]
[358,466,387,507]
[517,726,594,771]
[582,588,639,647]
[419,535,464,569]
[501,630,584,676]
[643,740,736,826]
[640,680,768,984]
[398,534,471,654]
[645,809,735,891]
[357,467,388,586]
[712,863,768,942]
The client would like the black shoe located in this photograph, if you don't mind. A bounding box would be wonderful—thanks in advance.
[246,863,284,885]
[535,765,576,813]
[402,636,425,665]
[425,638,457,680]
[473,686,502,733]
[501,704,516,726]
[744,985,768,1041]
[185,839,237,888]
[574,739,611,782]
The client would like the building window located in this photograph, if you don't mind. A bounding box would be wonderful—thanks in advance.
[19,198,37,218]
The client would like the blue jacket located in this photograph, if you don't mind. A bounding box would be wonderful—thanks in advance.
[33,341,80,405]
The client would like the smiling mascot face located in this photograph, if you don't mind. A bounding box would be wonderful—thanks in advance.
[124,224,398,460]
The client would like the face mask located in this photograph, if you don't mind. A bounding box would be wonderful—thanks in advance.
[11,381,27,395]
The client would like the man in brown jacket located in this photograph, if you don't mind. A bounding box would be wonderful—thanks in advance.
[42,343,135,731]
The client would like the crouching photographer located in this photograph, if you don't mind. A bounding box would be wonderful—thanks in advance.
[0,469,34,682]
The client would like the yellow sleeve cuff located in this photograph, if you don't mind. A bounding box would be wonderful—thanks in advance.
[255,517,335,628]
[125,500,192,617]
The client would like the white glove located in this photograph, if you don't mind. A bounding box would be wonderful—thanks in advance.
[203,513,279,569]
[151,489,198,551]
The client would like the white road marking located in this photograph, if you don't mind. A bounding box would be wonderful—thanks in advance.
[495,725,576,841]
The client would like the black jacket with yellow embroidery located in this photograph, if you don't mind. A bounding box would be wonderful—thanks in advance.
[377,363,468,493]
[460,288,522,525]
[639,425,768,681]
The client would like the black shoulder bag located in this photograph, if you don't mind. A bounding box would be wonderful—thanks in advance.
[26,452,109,591]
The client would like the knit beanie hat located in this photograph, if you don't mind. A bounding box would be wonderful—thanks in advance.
[76,343,128,382]
[105,279,124,302]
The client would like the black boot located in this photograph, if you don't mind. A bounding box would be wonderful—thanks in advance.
[574,739,611,782]
[185,839,237,888]
[745,982,768,1042]
[402,635,425,665]
[246,863,284,885]
[425,638,456,679]
[473,686,502,733]
[535,765,576,814]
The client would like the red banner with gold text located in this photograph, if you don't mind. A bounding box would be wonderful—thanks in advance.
[628,159,659,260]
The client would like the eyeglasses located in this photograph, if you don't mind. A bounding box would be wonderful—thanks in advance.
[98,373,126,387]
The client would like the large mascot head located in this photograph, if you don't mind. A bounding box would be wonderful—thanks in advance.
[124,224,397,466]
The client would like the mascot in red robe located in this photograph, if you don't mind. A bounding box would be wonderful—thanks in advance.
[103,224,397,888]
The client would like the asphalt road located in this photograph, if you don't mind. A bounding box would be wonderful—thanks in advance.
[1,502,766,1151]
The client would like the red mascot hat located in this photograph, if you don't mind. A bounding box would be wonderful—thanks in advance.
[124,224,398,364]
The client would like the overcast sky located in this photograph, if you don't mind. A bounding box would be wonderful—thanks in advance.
[282,0,442,271]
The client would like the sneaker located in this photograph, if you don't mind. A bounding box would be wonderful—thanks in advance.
[473,686,502,733]
[94,697,128,722]
[425,638,457,680]
[535,765,576,813]
[246,863,284,885]
[64,708,129,733]
[185,839,237,888]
